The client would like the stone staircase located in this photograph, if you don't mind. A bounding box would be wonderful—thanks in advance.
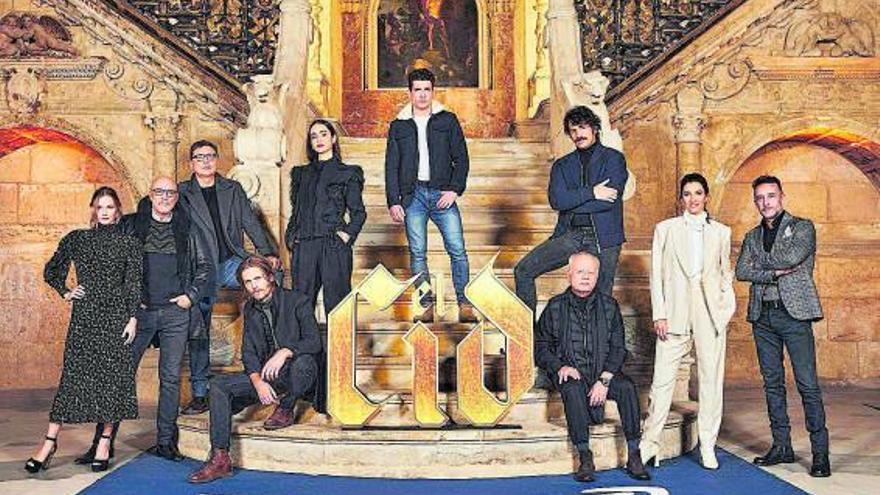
[138,136,698,476]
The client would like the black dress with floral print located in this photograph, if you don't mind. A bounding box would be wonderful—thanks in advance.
[43,224,142,423]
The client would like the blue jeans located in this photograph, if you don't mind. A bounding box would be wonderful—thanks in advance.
[404,184,470,303]
[752,303,829,454]
[190,256,244,398]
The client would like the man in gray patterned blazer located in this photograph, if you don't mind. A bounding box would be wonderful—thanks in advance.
[735,175,830,478]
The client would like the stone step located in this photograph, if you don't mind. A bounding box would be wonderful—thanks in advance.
[176,393,698,478]
[363,204,559,226]
[362,185,547,207]
[341,137,551,163]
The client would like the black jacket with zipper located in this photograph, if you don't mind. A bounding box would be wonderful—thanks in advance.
[384,107,469,208]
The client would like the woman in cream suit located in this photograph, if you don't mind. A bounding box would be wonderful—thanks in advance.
[640,173,735,470]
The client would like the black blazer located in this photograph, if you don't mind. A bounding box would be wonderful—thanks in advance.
[178,174,278,277]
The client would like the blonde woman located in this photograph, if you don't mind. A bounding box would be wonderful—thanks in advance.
[640,173,735,470]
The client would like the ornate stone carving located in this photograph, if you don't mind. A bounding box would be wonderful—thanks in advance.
[39,0,247,123]
[104,59,154,101]
[145,85,182,178]
[784,12,875,57]
[673,85,706,144]
[234,75,289,173]
[3,68,45,116]
[0,12,79,58]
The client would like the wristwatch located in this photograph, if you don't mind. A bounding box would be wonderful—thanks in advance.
[599,375,612,387]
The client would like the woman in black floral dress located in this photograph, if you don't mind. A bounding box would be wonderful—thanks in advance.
[25,186,142,474]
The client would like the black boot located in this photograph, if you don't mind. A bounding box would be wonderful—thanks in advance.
[753,444,795,466]
[75,423,118,465]
[573,448,595,482]
[809,453,831,477]
[626,450,651,480]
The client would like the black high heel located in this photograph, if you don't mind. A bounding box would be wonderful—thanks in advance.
[91,434,113,472]
[24,436,58,473]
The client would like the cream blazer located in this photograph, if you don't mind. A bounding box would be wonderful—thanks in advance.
[650,216,736,335]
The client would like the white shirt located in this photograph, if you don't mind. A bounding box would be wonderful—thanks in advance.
[414,114,431,181]
[683,211,707,280]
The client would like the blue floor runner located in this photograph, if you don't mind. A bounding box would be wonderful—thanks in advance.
[80,447,808,495]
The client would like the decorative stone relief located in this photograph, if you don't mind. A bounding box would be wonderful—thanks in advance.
[104,59,155,101]
[673,84,706,144]
[0,12,78,58]
[3,68,44,116]
[784,12,875,57]
[145,85,182,178]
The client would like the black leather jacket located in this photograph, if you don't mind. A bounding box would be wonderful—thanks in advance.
[285,157,367,247]
[121,197,215,339]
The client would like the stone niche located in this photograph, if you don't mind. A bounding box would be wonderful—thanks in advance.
[0,0,244,389]
[339,0,516,137]
[605,0,880,383]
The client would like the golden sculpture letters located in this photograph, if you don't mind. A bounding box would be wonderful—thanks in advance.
[327,255,534,428]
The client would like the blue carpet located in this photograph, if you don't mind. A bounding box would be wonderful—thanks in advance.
[79,448,808,495]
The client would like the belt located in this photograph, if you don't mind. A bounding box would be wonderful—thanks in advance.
[762,299,783,310]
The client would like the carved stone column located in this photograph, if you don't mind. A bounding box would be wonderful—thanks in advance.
[144,85,182,179]
[545,0,583,158]
[527,0,550,117]
[671,84,706,214]
[272,0,314,262]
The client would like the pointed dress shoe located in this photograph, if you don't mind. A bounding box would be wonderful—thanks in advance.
[149,443,185,461]
[626,451,651,480]
[753,444,795,466]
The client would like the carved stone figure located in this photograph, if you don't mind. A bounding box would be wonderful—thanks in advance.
[0,13,79,58]
[784,12,875,57]
[233,74,289,169]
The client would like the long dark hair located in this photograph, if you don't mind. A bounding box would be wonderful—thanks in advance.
[679,172,711,223]
[305,119,342,163]
[89,186,122,228]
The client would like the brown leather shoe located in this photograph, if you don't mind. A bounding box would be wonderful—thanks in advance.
[188,448,232,484]
[458,302,478,323]
[263,406,295,430]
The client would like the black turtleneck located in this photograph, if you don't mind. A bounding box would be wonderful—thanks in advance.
[762,210,785,253]
[571,144,598,228]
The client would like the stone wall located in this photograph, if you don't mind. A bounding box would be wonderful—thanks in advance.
[0,0,243,388]
[604,0,880,384]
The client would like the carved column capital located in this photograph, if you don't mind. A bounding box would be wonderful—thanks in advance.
[145,86,182,178]
[673,84,707,144]
[279,0,311,15]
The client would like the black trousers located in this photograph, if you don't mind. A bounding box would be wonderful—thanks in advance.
[558,374,641,448]
[515,229,621,314]
[753,304,829,454]
[291,237,353,316]
[209,354,318,450]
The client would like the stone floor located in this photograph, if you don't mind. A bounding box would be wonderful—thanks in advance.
[0,381,877,495]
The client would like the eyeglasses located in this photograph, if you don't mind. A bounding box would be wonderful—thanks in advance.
[151,188,179,198]
[191,153,217,162]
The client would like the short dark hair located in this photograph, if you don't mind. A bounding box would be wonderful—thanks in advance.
[306,119,342,163]
[236,255,276,290]
[563,106,601,135]
[751,175,783,192]
[189,140,218,159]
[407,68,436,90]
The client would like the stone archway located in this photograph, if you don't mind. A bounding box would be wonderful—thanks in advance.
[717,128,880,384]
[0,125,137,389]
